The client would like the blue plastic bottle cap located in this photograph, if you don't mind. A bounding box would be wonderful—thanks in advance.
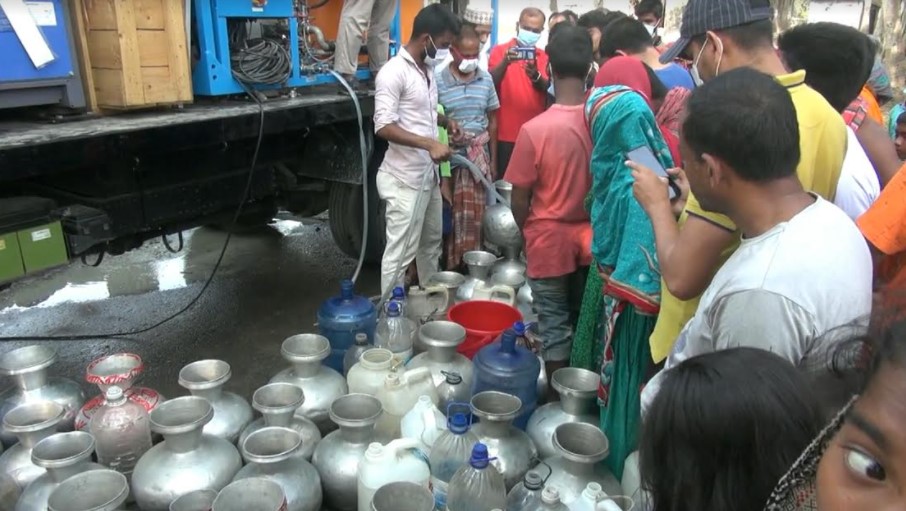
[387,301,401,316]
[449,412,470,434]
[469,442,490,468]
[392,286,405,299]
[513,321,526,335]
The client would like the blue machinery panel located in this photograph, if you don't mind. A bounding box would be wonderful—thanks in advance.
[0,0,85,108]
[192,0,402,96]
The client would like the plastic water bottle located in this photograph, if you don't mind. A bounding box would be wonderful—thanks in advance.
[344,333,373,376]
[472,327,541,429]
[445,442,507,511]
[428,407,478,510]
[90,386,153,479]
[389,286,408,316]
[507,470,545,511]
[540,486,569,510]
[376,301,413,363]
[568,483,604,511]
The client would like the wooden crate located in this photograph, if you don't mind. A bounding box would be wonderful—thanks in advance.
[72,0,192,110]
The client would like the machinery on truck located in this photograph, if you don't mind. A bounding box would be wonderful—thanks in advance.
[0,0,483,283]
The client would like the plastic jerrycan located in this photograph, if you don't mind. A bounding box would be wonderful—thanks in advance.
[375,367,438,441]
[318,279,378,372]
[357,438,431,511]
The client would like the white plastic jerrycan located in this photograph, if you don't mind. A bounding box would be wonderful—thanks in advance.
[375,368,438,442]
[357,438,431,511]
[400,395,446,456]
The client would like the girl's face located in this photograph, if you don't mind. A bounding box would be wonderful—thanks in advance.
[817,363,906,510]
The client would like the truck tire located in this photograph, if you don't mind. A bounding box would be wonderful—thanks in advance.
[329,140,387,263]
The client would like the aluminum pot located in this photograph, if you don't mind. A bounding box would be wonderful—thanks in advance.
[482,181,523,252]
[47,469,129,511]
[370,481,434,511]
[491,258,526,282]
[311,394,383,511]
[527,368,599,459]
[436,371,471,414]
[76,353,164,432]
[15,431,104,511]
[534,423,623,505]
[179,360,253,444]
[457,251,498,302]
[409,321,473,390]
[270,334,348,435]
[425,272,465,309]
[238,383,321,461]
[0,346,85,446]
[169,490,218,511]
[234,427,322,511]
[470,391,538,491]
[0,401,65,491]
[131,396,243,511]
[212,478,287,511]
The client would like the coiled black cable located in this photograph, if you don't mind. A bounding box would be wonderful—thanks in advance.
[231,38,292,85]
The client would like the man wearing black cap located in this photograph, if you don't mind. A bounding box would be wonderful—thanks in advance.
[632,0,848,370]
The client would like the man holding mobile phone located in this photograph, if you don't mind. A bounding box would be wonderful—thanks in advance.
[489,8,550,179]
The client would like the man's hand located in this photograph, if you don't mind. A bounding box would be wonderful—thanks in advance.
[666,167,690,217]
[447,119,463,142]
[628,160,675,217]
[524,59,541,82]
[505,48,520,64]
[428,141,453,163]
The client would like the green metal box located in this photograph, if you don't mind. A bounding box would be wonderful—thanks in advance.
[17,221,68,274]
[0,233,26,282]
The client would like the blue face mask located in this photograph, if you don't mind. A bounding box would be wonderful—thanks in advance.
[517,28,541,47]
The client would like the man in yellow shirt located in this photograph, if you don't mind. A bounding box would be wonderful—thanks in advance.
[646,0,847,363]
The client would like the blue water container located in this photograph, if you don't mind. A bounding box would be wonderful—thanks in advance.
[318,279,377,372]
[471,326,541,429]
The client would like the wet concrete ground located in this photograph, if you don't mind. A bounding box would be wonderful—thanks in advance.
[0,213,381,401]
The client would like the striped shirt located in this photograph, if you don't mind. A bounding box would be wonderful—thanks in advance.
[436,66,500,135]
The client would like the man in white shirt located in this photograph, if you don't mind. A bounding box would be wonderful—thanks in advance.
[373,4,461,296]
[632,68,873,412]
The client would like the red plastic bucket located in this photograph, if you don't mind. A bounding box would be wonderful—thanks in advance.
[448,300,523,359]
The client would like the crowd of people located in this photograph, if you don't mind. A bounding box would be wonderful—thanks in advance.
[369,0,906,509]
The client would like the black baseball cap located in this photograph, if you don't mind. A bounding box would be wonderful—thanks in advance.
[659,0,774,63]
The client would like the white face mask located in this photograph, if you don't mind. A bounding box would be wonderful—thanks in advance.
[644,23,658,37]
[691,36,723,86]
[459,59,479,74]
[424,36,450,67]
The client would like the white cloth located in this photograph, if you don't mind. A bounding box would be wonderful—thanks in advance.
[374,48,440,189]
[332,0,397,75]
[377,172,443,295]
[642,197,873,414]
[834,127,881,220]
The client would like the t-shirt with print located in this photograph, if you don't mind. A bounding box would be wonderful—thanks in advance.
[647,70,848,363]
[642,197,873,414]
[504,104,593,280]
[436,67,500,135]
[655,63,695,91]
[489,41,549,143]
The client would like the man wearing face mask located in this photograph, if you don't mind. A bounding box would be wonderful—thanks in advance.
[634,0,663,46]
[489,7,550,179]
[633,0,847,371]
[373,4,462,295]
[436,25,500,269]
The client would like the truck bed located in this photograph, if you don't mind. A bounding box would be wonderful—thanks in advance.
[0,91,371,150]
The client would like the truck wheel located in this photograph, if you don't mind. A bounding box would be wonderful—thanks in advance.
[329,138,387,264]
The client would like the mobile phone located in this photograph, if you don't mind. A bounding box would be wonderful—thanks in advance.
[513,46,536,61]
[627,146,678,199]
